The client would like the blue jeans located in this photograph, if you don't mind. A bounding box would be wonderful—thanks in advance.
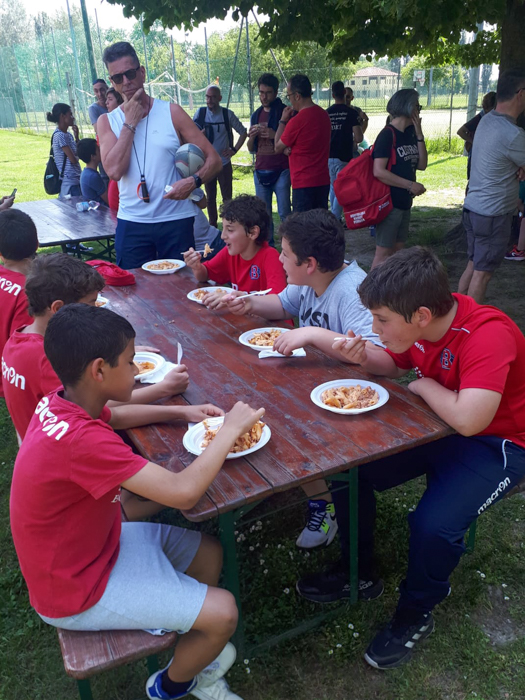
[331,434,525,614]
[115,217,195,269]
[253,169,291,245]
[328,158,348,220]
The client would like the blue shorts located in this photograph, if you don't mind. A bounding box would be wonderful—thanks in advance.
[116,217,195,269]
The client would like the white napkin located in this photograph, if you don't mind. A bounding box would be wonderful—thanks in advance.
[140,361,178,384]
[258,348,306,359]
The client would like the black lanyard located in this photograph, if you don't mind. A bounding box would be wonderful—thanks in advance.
[132,100,151,203]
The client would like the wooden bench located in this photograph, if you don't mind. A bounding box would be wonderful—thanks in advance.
[57,628,177,700]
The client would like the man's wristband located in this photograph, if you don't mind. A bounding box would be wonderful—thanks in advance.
[193,174,203,188]
[279,120,287,125]
[417,137,425,142]
[231,146,238,153]
[123,122,136,134]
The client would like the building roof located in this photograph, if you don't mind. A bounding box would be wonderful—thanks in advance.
[354,67,398,77]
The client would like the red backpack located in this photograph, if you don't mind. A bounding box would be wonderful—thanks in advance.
[334,127,397,230]
[85,260,136,286]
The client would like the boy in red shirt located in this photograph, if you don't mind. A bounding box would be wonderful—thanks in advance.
[0,209,38,398]
[10,303,264,700]
[297,247,525,670]
[183,194,286,309]
[2,253,190,443]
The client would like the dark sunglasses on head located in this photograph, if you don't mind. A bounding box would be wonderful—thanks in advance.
[109,65,141,84]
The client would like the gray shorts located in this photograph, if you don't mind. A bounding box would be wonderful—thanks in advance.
[463,209,513,272]
[375,207,411,248]
[39,522,206,634]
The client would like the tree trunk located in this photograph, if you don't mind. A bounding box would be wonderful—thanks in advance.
[500,0,525,72]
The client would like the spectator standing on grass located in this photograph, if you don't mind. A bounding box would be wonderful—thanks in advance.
[371,89,427,269]
[457,91,497,187]
[345,87,369,154]
[327,81,363,221]
[46,103,81,198]
[193,86,247,227]
[459,70,525,303]
[274,74,332,212]
[247,72,291,244]
[88,79,109,133]
[98,42,221,269]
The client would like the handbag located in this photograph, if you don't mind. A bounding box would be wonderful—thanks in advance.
[255,169,283,188]
[44,133,67,195]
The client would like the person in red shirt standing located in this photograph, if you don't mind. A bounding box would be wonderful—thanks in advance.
[10,303,264,700]
[183,195,286,309]
[297,247,525,671]
[0,209,38,398]
[274,74,331,213]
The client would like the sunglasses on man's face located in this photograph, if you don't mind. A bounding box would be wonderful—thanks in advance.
[109,65,141,84]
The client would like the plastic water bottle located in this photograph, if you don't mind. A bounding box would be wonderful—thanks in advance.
[76,201,89,212]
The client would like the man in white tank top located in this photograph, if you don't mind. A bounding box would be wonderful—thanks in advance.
[98,42,222,270]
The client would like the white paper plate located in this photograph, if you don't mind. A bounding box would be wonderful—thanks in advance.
[134,351,165,381]
[183,416,271,460]
[95,294,109,308]
[238,327,290,352]
[142,259,186,275]
[187,287,232,304]
[310,379,389,415]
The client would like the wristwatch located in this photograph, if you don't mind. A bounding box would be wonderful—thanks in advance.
[192,174,203,188]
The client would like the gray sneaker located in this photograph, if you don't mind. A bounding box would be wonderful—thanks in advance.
[296,500,338,549]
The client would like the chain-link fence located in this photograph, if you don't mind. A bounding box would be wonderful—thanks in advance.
[0,14,497,148]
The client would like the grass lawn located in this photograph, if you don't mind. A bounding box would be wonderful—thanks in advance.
[1,130,525,700]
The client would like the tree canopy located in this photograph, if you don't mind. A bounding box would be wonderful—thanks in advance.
[106,0,524,72]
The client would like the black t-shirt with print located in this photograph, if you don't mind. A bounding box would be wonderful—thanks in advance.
[327,104,360,162]
[373,125,419,210]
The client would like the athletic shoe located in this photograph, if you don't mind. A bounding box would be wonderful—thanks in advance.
[296,560,384,603]
[364,611,434,670]
[296,500,338,549]
[191,677,243,700]
[146,642,237,700]
[505,246,525,261]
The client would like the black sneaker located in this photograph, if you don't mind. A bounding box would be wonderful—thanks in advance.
[364,611,434,670]
[296,561,384,603]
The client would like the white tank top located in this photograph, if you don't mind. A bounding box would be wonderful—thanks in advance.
[107,99,195,223]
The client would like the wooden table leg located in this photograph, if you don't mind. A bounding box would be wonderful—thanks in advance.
[348,468,359,604]
[218,510,245,654]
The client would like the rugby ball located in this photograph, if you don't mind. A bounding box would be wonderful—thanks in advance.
[175,143,205,178]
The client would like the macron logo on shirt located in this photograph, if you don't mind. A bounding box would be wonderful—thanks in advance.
[1,357,25,390]
[34,396,70,441]
[0,274,22,296]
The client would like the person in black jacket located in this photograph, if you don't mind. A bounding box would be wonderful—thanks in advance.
[247,73,291,245]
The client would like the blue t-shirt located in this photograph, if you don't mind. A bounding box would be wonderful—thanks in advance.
[80,167,107,205]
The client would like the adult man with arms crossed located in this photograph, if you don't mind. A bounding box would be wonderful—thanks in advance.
[459,69,525,303]
[98,42,222,269]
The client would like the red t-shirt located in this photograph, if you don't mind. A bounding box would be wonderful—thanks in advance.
[281,105,331,188]
[0,265,31,398]
[203,242,287,294]
[108,180,119,211]
[10,390,148,618]
[2,329,60,440]
[386,294,525,449]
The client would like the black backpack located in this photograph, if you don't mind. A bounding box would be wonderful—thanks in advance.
[195,107,233,148]
[44,132,67,195]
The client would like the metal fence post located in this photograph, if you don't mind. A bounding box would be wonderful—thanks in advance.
[448,65,455,150]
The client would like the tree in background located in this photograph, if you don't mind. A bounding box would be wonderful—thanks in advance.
[108,0,523,73]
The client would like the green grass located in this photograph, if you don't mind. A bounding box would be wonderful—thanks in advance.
[1,129,524,700]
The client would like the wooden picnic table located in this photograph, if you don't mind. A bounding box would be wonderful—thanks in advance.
[103,267,453,652]
[14,197,116,259]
